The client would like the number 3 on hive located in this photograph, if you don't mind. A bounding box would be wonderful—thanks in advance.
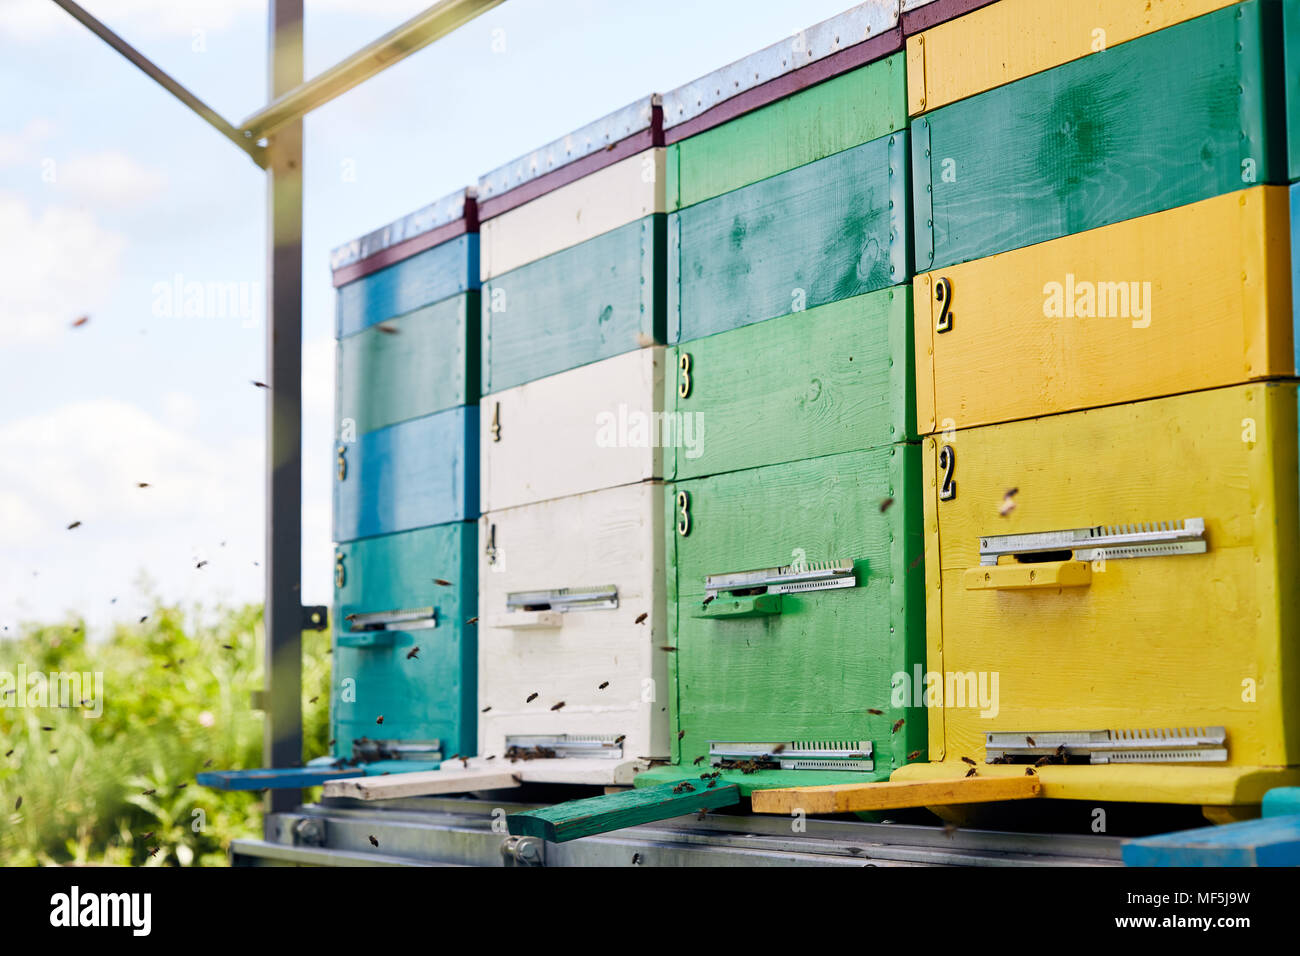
[676,490,691,536]
[938,445,957,502]
[678,353,692,398]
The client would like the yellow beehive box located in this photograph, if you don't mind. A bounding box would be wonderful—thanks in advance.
[907,0,1242,115]
[914,187,1295,434]
[892,382,1300,808]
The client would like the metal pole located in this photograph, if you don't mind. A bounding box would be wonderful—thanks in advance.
[264,0,305,824]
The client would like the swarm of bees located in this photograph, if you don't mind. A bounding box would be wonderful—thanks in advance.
[671,781,696,794]
[505,744,556,763]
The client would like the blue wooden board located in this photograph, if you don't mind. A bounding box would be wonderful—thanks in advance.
[1122,815,1300,867]
[333,405,479,543]
[333,522,478,762]
[336,234,479,338]
[198,760,442,791]
[1263,787,1300,817]
[670,132,908,345]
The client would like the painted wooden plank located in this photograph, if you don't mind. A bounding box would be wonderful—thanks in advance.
[1294,185,1300,373]
[915,187,1296,433]
[323,767,521,801]
[907,0,1242,116]
[481,149,666,280]
[668,286,915,481]
[480,348,663,512]
[914,1,1293,272]
[336,292,479,437]
[667,53,906,210]
[671,132,908,345]
[198,766,361,791]
[506,781,741,843]
[333,522,478,762]
[666,447,927,784]
[1122,815,1300,866]
[477,482,668,768]
[333,405,478,542]
[336,234,478,338]
[921,383,1300,805]
[1263,787,1300,816]
[481,216,664,394]
[750,775,1042,814]
[1286,0,1300,182]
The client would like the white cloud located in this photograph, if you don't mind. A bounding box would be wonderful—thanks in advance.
[0,118,55,167]
[58,151,169,207]
[0,193,127,346]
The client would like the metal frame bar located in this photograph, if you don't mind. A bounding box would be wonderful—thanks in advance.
[49,0,267,167]
[239,0,507,141]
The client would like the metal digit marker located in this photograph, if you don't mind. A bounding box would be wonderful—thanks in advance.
[938,444,957,501]
[679,352,692,398]
[336,446,347,481]
[676,490,690,536]
[490,403,501,442]
[334,553,346,589]
[935,276,954,333]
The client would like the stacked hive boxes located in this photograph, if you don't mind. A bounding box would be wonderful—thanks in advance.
[329,189,480,773]
[892,0,1300,810]
[629,1,930,798]
[464,98,671,786]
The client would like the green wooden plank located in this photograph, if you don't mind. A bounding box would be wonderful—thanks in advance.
[507,781,741,842]
[1286,0,1300,182]
[481,215,665,394]
[664,447,927,786]
[669,52,908,209]
[668,286,915,481]
[671,132,908,345]
[915,0,1293,271]
[337,292,479,437]
[634,765,885,799]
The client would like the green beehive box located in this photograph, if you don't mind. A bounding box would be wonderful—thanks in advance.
[913,0,1294,272]
[666,51,907,210]
[332,522,478,764]
[336,292,479,437]
[638,446,926,797]
[669,131,909,345]
[666,286,916,482]
[481,215,666,395]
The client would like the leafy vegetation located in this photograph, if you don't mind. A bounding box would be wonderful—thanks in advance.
[0,602,330,866]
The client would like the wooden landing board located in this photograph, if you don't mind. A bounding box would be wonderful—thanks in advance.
[507,781,741,843]
[323,767,522,801]
[1122,815,1300,867]
[198,767,361,791]
[750,776,1042,815]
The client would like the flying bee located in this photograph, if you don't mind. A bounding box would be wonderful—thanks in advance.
[40,726,53,732]
[693,755,706,765]
[433,578,452,587]
[631,853,642,865]
[196,561,208,569]
[221,644,234,650]
[598,681,609,690]
[879,497,894,513]
[634,612,648,625]
[1034,755,1052,767]
[252,381,269,389]
[406,647,420,660]
[550,701,565,711]
[1055,744,1067,760]
[965,767,977,778]
[203,759,213,768]
[176,783,187,790]
[1026,735,1036,746]
[659,646,677,652]
[375,715,384,725]
[961,756,976,766]
[614,735,626,745]
[368,835,379,848]
[4,750,12,757]
[677,730,685,741]
[66,521,81,530]
[72,316,89,328]
[308,696,318,704]
[1025,767,1037,776]
[908,750,921,761]
[376,323,400,335]
[13,797,21,810]
[700,595,715,608]
[481,706,492,713]
[892,718,905,734]
[148,847,159,858]
[526,693,538,703]
[142,789,156,796]
[867,708,883,716]
[466,616,478,625]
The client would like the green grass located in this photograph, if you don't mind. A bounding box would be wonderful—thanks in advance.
[0,602,330,866]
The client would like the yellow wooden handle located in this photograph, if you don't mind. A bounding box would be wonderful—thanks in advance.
[964,560,1091,591]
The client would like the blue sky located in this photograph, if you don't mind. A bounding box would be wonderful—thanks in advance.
[0,0,856,635]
